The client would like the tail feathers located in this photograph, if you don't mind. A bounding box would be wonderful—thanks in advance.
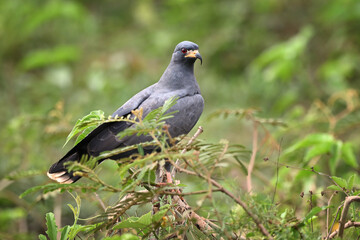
[47,168,82,184]
[47,152,81,184]
[47,171,76,184]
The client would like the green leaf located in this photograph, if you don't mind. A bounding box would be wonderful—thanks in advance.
[283,133,334,157]
[63,120,82,147]
[23,1,86,36]
[143,169,156,185]
[113,217,142,229]
[234,156,248,175]
[68,224,98,238]
[327,185,342,191]
[74,125,97,145]
[67,204,78,221]
[332,176,347,189]
[304,142,332,162]
[20,45,80,70]
[152,204,170,222]
[5,169,43,181]
[137,144,145,156]
[353,190,360,195]
[113,205,170,231]
[45,212,58,240]
[20,184,47,198]
[318,54,357,83]
[329,141,342,175]
[20,183,97,198]
[246,232,255,238]
[303,206,328,223]
[103,234,139,240]
[38,234,47,240]
[347,174,355,190]
[294,170,312,183]
[143,96,178,123]
[67,192,82,236]
[60,226,70,240]
[113,212,152,230]
[342,142,358,168]
[249,26,313,82]
[64,110,105,147]
[142,108,161,122]
[160,96,179,115]
[0,208,25,222]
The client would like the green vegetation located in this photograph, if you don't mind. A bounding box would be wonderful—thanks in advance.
[1,0,360,239]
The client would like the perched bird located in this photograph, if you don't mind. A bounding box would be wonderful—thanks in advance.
[47,41,204,184]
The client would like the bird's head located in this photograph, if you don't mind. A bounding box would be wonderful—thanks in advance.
[172,41,202,65]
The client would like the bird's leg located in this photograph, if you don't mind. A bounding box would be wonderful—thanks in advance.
[166,171,173,184]
[156,160,173,186]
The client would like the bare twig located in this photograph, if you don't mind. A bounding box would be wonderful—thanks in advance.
[247,122,258,193]
[329,221,360,239]
[326,203,344,240]
[272,138,282,203]
[338,196,360,237]
[326,191,337,237]
[54,195,62,240]
[94,192,106,211]
[309,191,314,233]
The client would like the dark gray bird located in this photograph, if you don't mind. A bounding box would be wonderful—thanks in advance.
[47,41,203,184]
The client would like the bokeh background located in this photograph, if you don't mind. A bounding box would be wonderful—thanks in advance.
[1,0,360,238]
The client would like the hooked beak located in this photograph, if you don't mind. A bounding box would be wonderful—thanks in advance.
[185,49,203,65]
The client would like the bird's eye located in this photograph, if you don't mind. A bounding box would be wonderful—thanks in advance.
[181,48,187,54]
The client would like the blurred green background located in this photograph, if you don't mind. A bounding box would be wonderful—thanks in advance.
[1,0,360,238]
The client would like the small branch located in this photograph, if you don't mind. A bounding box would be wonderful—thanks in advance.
[125,189,222,196]
[94,192,106,211]
[153,165,164,215]
[247,122,258,193]
[159,189,222,196]
[54,195,62,239]
[326,203,343,240]
[326,191,337,237]
[309,191,314,233]
[170,126,203,179]
[338,196,360,237]
[212,178,273,239]
[329,221,360,239]
[272,138,282,203]
[172,195,217,234]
